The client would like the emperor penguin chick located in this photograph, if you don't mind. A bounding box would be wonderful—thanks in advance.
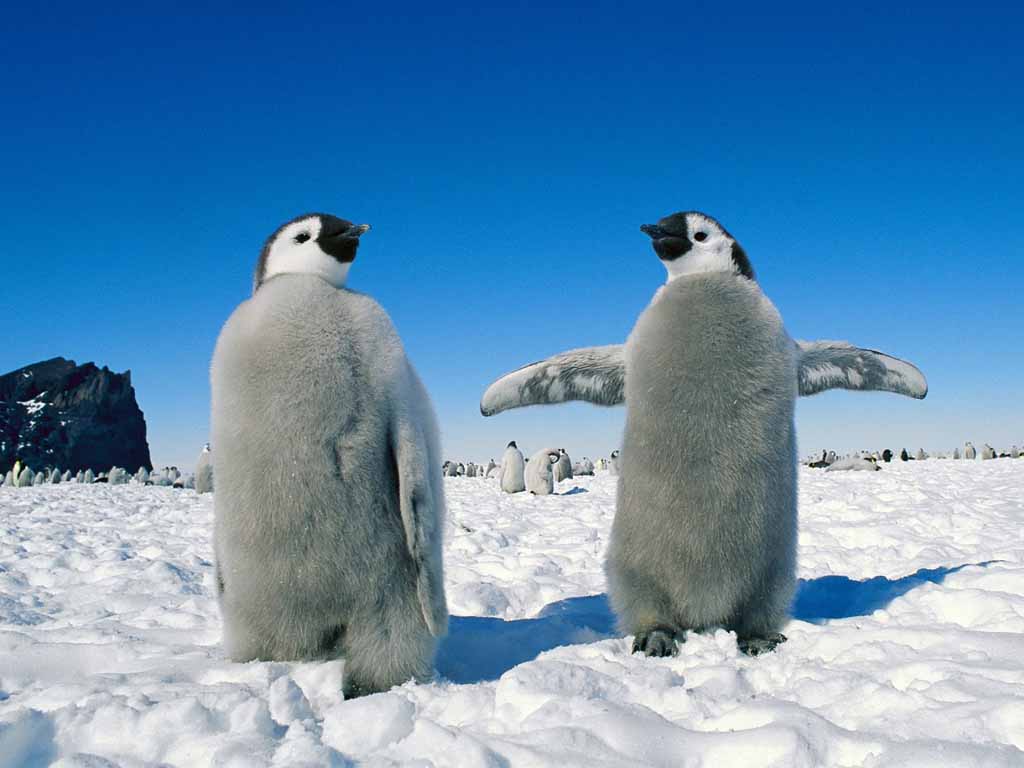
[499,441,526,493]
[481,210,927,657]
[195,443,214,494]
[525,448,560,495]
[211,213,448,698]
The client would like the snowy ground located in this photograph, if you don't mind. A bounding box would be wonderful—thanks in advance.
[1,461,1023,767]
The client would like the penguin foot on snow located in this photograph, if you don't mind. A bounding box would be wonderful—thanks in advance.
[632,627,680,657]
[737,632,787,656]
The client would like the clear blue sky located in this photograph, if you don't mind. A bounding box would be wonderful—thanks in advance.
[2,2,1022,469]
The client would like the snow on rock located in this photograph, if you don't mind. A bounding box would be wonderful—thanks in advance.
[0,462,1022,766]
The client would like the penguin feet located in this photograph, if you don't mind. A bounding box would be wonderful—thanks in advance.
[632,627,680,657]
[737,632,787,657]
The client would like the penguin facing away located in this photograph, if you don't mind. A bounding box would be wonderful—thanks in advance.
[211,213,447,697]
[480,211,927,657]
[964,442,977,460]
[499,441,526,493]
[525,448,560,495]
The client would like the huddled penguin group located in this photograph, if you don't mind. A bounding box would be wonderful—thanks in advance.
[481,210,928,657]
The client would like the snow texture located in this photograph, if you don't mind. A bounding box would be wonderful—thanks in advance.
[1,461,1023,766]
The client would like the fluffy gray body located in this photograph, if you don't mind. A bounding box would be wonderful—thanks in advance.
[965,442,977,459]
[500,445,525,493]
[553,451,573,482]
[607,274,798,643]
[525,448,559,494]
[195,446,214,494]
[480,210,927,656]
[211,274,447,697]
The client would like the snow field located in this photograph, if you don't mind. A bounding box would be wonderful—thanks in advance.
[0,460,1022,766]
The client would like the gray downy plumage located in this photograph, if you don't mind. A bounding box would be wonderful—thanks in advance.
[480,210,928,657]
[17,467,34,487]
[964,442,977,459]
[499,442,525,493]
[525,449,560,495]
[3,470,12,486]
[553,449,573,482]
[195,444,214,494]
[211,213,447,698]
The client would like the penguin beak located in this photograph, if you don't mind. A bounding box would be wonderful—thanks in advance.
[348,224,371,238]
[641,223,692,261]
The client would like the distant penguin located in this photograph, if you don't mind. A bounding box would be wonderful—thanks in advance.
[2,470,12,486]
[195,444,214,494]
[75,470,84,483]
[981,444,996,460]
[825,450,838,465]
[33,471,45,486]
[50,468,61,484]
[135,467,150,484]
[16,467,34,487]
[552,449,573,482]
[525,449,560,495]
[12,459,22,481]
[445,461,459,478]
[1012,446,1020,459]
[481,210,927,657]
[915,448,926,461]
[808,450,829,469]
[484,459,498,478]
[500,441,526,493]
[952,447,961,460]
[211,212,447,697]
[465,462,477,478]
[900,448,910,461]
[826,456,881,472]
[882,449,893,463]
[964,442,977,460]
[456,463,466,476]
[609,449,621,476]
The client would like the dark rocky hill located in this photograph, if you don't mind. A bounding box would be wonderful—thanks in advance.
[0,357,152,474]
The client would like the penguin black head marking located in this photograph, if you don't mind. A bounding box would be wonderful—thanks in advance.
[640,211,753,282]
[254,212,371,293]
[507,441,517,449]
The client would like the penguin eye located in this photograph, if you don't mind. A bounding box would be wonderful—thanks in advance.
[694,232,708,242]
[294,232,311,244]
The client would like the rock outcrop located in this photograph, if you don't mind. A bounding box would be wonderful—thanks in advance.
[0,357,152,474]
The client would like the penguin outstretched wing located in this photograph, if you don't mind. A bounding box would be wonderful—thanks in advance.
[391,367,449,637]
[795,340,928,399]
[480,345,626,416]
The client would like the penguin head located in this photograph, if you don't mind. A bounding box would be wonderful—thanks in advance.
[255,213,371,292]
[640,211,753,282]
[611,449,620,458]
[507,441,517,449]
[548,452,560,464]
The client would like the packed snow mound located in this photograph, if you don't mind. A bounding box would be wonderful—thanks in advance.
[1,461,1023,766]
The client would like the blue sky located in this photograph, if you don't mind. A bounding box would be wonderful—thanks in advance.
[2,2,1022,469]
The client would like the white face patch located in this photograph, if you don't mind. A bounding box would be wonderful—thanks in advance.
[663,213,738,283]
[262,216,352,289]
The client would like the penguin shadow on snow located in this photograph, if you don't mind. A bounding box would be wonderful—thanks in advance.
[792,561,1000,622]
[437,561,1000,683]
[437,594,615,684]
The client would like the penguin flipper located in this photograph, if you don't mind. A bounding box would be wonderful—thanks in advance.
[392,378,449,638]
[480,345,626,416]
[795,340,928,399]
